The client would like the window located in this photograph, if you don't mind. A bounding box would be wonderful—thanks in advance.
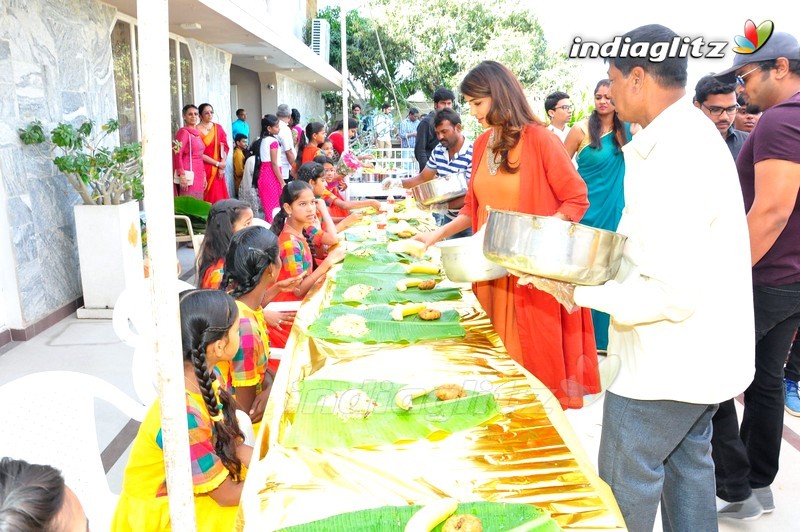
[111,17,194,141]
[111,20,138,144]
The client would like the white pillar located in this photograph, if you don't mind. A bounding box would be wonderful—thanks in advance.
[137,0,196,529]
[340,1,349,154]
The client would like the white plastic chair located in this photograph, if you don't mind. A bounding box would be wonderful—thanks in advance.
[112,278,194,405]
[0,371,146,532]
[112,280,256,445]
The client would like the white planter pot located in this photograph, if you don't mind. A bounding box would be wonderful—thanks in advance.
[74,202,144,318]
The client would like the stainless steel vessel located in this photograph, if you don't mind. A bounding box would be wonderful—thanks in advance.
[483,209,627,286]
[435,232,508,283]
[410,171,468,206]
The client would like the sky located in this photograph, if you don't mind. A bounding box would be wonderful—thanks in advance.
[321,0,799,97]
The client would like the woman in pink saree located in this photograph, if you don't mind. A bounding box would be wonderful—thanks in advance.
[198,103,230,204]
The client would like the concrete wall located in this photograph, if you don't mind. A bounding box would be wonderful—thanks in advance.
[0,0,119,327]
[276,73,325,124]
[230,64,262,140]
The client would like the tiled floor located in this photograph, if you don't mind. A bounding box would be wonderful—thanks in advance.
[2,246,798,530]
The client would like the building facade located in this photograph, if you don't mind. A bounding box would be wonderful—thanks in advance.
[0,0,340,342]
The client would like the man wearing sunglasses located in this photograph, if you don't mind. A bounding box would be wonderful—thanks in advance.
[711,31,800,521]
[693,74,749,159]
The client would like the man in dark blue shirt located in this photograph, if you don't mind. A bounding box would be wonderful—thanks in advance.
[693,75,748,160]
[415,87,455,170]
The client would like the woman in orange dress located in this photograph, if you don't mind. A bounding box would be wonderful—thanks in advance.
[198,103,230,204]
[416,61,600,409]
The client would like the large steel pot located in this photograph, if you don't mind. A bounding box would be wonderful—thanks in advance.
[483,209,627,286]
[410,171,468,206]
[435,231,508,283]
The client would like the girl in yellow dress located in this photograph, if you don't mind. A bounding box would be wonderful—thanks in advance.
[112,289,252,531]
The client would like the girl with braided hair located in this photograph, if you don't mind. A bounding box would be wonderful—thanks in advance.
[218,226,282,424]
[197,199,253,289]
[113,289,251,531]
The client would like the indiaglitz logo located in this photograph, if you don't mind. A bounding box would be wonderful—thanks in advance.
[733,19,775,54]
[568,35,728,62]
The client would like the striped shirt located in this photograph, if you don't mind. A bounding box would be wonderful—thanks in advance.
[425,138,473,181]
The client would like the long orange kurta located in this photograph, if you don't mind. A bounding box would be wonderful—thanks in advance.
[461,125,600,409]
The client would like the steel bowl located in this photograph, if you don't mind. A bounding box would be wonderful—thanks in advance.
[410,171,468,206]
[435,232,508,283]
[483,209,627,286]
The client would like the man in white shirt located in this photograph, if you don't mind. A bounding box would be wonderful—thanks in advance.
[544,91,572,143]
[276,104,296,181]
[532,24,754,531]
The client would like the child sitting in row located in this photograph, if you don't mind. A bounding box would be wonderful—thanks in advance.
[219,226,281,423]
[113,289,251,531]
[269,181,345,303]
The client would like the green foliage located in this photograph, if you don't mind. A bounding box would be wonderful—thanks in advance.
[17,119,143,206]
[309,6,419,109]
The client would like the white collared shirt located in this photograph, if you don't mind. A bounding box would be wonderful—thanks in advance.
[277,120,294,168]
[547,123,570,143]
[573,99,754,405]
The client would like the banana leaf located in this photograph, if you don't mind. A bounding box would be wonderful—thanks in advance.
[347,243,416,264]
[276,501,560,532]
[283,379,500,449]
[308,305,464,344]
[331,272,461,305]
[174,196,211,233]
[341,255,408,274]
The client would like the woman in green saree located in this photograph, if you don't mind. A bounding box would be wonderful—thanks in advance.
[565,79,634,352]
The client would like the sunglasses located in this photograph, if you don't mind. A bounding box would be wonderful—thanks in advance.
[736,65,761,87]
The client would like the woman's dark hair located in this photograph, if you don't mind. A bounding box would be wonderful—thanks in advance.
[296,162,325,184]
[270,181,317,258]
[198,103,213,116]
[0,458,66,531]
[270,181,314,236]
[313,155,334,166]
[221,226,280,299]
[261,114,279,138]
[197,199,251,288]
[304,122,325,143]
[179,289,244,480]
[330,118,359,134]
[587,79,630,151]
[290,108,301,127]
[182,103,198,115]
[460,61,544,174]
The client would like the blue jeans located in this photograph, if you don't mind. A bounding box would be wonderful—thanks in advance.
[433,209,472,239]
[600,392,719,532]
[712,282,800,501]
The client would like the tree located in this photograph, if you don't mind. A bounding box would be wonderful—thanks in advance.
[308,6,419,110]
[368,0,580,101]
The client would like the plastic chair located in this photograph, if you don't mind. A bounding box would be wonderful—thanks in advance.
[0,371,146,532]
[112,278,194,406]
[175,214,205,256]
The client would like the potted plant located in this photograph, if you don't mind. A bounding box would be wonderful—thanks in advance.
[18,119,145,318]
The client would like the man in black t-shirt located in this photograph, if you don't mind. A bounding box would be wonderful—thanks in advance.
[415,87,455,170]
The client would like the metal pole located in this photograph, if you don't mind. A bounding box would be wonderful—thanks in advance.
[137,0,196,529]
[340,1,349,155]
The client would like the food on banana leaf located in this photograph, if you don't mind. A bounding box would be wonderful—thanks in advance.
[418,308,442,321]
[388,239,427,258]
[436,384,467,401]
[402,260,439,274]
[387,220,418,236]
[442,514,483,532]
[418,279,437,290]
[351,246,377,258]
[320,389,377,422]
[390,303,428,321]
[404,498,458,532]
[342,283,375,302]
[327,314,370,338]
